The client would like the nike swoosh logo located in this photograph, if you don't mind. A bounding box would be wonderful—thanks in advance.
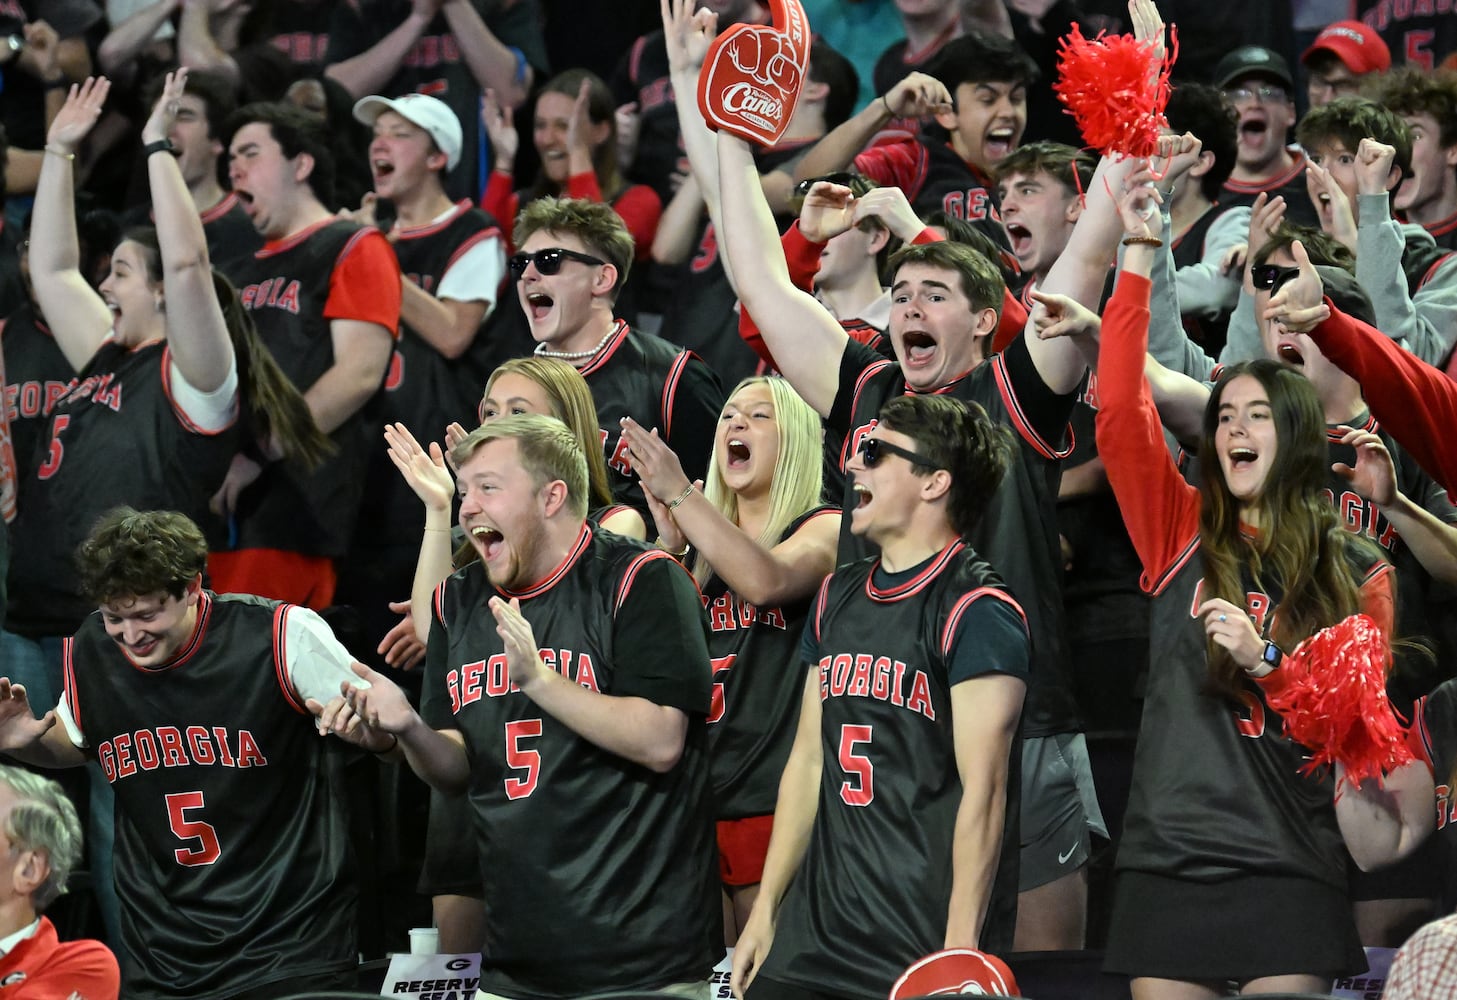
[1057,842,1079,864]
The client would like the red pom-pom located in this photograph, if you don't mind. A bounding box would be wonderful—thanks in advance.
[1262,614,1413,787]
[1053,24,1175,158]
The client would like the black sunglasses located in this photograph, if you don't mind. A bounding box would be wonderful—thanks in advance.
[858,436,933,469]
[1250,263,1299,292]
[794,171,859,197]
[508,247,607,279]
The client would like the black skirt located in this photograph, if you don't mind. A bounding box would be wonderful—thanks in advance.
[1104,869,1365,982]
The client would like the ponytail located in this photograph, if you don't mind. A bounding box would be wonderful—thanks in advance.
[213,271,334,468]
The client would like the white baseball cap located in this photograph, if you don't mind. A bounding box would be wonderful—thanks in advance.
[353,93,463,171]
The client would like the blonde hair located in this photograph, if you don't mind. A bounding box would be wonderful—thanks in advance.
[693,377,824,587]
[483,356,614,508]
[452,414,589,519]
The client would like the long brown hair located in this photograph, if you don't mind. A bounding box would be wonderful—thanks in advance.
[1196,360,1379,701]
[528,69,625,203]
[211,270,333,468]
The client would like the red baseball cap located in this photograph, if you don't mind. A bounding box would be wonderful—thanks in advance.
[1301,21,1392,75]
[889,949,1020,998]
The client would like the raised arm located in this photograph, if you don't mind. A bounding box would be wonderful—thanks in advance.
[718,134,849,417]
[98,0,180,79]
[1023,154,1135,394]
[1316,313,1457,492]
[791,72,950,184]
[28,78,116,371]
[440,0,534,109]
[146,69,233,393]
[620,417,840,606]
[326,0,443,99]
[177,0,246,87]
[1352,139,1457,365]
[384,423,458,640]
[1094,183,1204,584]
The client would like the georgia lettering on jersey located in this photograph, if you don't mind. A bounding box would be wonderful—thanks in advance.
[447,648,601,711]
[818,652,938,721]
[4,378,74,424]
[97,726,268,783]
[240,276,303,314]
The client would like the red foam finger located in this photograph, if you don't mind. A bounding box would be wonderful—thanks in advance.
[697,0,812,146]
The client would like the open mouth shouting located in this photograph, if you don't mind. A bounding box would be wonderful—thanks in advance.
[1004,221,1033,260]
[470,523,506,562]
[985,127,1016,162]
[900,330,938,370]
[1227,446,1259,469]
[725,438,751,471]
[1276,341,1304,366]
[525,291,554,323]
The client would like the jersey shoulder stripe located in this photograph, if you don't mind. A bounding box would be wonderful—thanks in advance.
[940,586,1028,659]
[660,350,693,440]
[1147,533,1202,597]
[990,352,1073,459]
[272,604,307,714]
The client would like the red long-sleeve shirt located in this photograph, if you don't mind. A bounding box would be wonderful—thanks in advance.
[1306,302,1457,498]
[481,171,662,260]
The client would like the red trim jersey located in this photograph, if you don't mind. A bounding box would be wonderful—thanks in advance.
[421,525,721,997]
[828,334,1082,738]
[0,304,75,485]
[227,218,400,557]
[1414,678,1457,912]
[1220,150,1319,229]
[574,322,724,518]
[61,593,357,1000]
[759,541,1029,999]
[1355,0,1457,72]
[199,193,265,280]
[706,506,839,819]
[7,341,237,637]
[1095,272,1395,888]
[0,917,117,1000]
[1322,412,1457,708]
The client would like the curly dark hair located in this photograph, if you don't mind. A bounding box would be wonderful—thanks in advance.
[76,508,208,605]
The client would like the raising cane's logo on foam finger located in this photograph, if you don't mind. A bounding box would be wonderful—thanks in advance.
[697,0,811,146]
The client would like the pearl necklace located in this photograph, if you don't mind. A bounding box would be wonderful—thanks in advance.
[533,328,617,363]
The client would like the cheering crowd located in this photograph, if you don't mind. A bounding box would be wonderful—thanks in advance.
[3,0,1457,997]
